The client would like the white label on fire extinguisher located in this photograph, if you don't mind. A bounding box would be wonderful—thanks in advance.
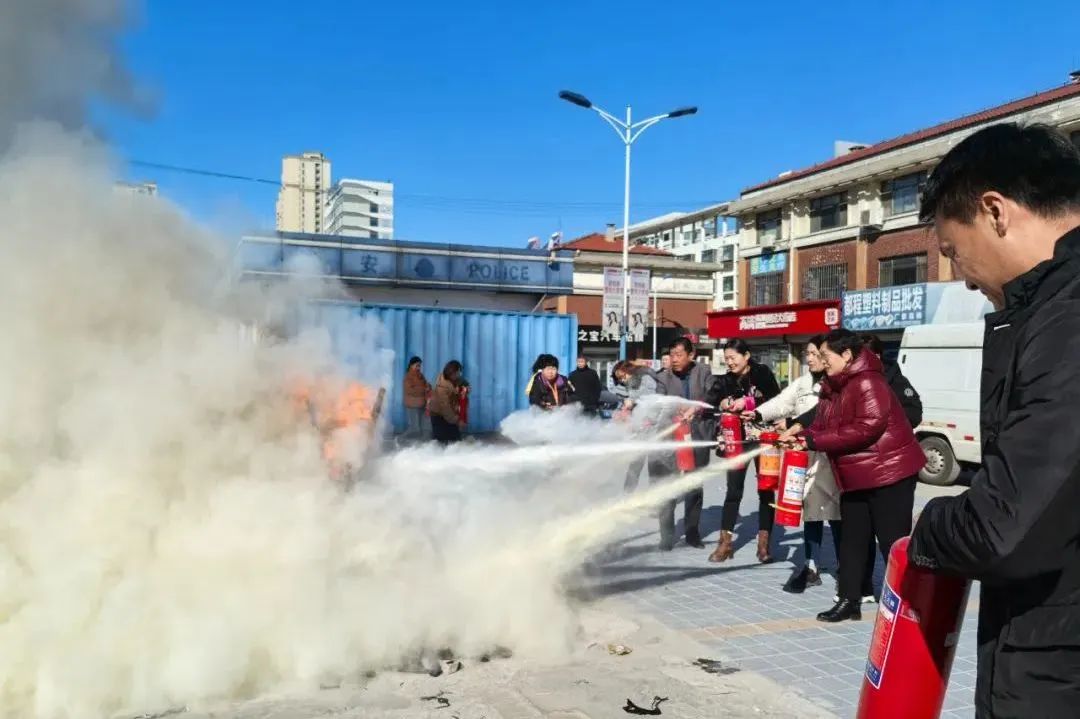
[781,465,807,504]
[865,578,902,689]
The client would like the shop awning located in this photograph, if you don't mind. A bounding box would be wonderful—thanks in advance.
[706,300,841,339]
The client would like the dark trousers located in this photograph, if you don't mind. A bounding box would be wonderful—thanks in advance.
[650,461,703,541]
[430,416,461,445]
[838,476,916,601]
[624,456,645,492]
[720,461,775,533]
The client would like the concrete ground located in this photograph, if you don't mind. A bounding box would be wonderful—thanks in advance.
[175,603,833,719]
[577,475,976,718]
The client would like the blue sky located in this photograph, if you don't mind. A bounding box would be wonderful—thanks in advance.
[103,0,1080,246]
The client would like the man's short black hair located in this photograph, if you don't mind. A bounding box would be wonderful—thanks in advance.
[669,337,695,355]
[920,123,1080,224]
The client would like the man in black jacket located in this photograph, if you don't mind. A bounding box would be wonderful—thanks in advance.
[907,123,1080,718]
[568,356,602,416]
[862,334,922,428]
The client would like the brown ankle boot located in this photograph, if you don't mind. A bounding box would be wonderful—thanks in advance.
[756,530,773,563]
[708,530,735,563]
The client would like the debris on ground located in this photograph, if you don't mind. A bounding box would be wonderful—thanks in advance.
[478,646,513,663]
[443,660,463,675]
[420,691,452,709]
[130,709,187,719]
[623,696,668,715]
[607,643,633,656]
[694,658,740,675]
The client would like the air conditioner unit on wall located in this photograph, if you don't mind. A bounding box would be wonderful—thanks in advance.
[859,224,883,239]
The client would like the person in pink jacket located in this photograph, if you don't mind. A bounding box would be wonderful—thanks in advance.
[782,328,926,623]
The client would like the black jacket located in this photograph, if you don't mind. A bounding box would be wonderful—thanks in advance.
[908,226,1080,718]
[708,360,781,408]
[568,366,602,411]
[883,360,922,428]
[528,372,575,409]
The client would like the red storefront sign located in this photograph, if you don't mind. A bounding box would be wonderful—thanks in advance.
[706,300,841,339]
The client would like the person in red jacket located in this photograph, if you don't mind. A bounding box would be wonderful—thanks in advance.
[782,328,926,623]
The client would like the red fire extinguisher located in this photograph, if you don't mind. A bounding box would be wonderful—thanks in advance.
[458,384,470,426]
[773,448,809,527]
[757,431,781,491]
[856,537,972,719]
[719,412,746,467]
[673,420,696,472]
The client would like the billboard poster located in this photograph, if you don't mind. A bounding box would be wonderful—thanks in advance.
[628,269,651,342]
[602,267,624,340]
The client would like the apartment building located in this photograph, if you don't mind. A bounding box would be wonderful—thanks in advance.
[628,202,741,309]
[324,178,395,239]
[710,75,1080,383]
[275,152,331,234]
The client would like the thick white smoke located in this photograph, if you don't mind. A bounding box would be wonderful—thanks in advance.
[0,0,154,150]
[0,128,712,718]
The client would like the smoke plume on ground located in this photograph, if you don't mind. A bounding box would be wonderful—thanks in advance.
[0,129,729,718]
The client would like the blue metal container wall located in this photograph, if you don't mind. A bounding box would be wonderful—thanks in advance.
[309,302,578,433]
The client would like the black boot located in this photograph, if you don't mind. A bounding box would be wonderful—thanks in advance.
[684,528,704,549]
[817,599,862,623]
[658,534,675,552]
[783,566,822,594]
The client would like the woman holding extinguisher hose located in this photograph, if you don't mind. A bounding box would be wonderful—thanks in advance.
[781,329,925,622]
[746,336,842,593]
[707,338,781,563]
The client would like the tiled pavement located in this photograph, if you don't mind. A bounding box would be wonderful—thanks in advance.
[580,477,977,718]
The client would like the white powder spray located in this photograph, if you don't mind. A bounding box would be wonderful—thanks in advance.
[0,128,749,719]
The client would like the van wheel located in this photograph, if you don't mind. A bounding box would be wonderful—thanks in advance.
[919,436,959,486]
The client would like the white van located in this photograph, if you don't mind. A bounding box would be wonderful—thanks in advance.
[898,322,983,485]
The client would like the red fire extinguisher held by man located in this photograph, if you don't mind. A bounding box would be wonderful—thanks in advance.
[673,418,696,472]
[856,537,972,719]
[458,380,470,427]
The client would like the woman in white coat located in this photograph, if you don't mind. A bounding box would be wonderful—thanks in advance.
[748,335,842,594]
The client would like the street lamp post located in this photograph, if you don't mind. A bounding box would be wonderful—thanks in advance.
[558,90,697,360]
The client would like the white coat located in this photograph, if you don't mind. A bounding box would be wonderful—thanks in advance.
[755,372,841,523]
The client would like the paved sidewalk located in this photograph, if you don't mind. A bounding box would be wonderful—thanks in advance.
[579,478,977,718]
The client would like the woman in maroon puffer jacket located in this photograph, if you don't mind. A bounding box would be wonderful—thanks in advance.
[785,329,926,623]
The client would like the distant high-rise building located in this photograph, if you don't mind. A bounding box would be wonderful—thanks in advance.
[275,152,331,234]
[324,178,394,239]
[114,181,158,197]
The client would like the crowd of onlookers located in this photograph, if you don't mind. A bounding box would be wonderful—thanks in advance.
[398,331,925,622]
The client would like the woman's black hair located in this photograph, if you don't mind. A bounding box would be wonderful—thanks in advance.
[807,335,826,350]
[407,355,422,369]
[442,360,463,380]
[723,338,751,356]
[861,334,884,357]
[532,353,559,373]
[822,329,863,358]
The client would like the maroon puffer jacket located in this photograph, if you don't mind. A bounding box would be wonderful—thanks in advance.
[804,350,926,492]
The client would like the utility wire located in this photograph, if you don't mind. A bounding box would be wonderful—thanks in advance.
[128,159,725,215]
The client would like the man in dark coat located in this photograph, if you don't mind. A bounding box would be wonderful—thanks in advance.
[568,356,602,415]
[907,123,1080,718]
[862,334,922,428]
[651,338,718,550]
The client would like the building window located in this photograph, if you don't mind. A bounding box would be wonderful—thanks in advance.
[881,171,926,217]
[757,209,782,244]
[701,249,717,263]
[1072,130,1080,150]
[803,263,848,300]
[879,253,928,287]
[749,272,785,307]
[809,192,848,232]
[371,217,379,228]
[722,276,734,293]
[370,203,379,213]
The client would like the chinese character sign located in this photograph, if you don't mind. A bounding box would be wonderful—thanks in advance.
[842,284,927,331]
[627,269,651,342]
[602,267,624,340]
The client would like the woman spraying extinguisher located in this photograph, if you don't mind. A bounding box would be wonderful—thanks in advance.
[708,338,781,563]
[745,336,841,593]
